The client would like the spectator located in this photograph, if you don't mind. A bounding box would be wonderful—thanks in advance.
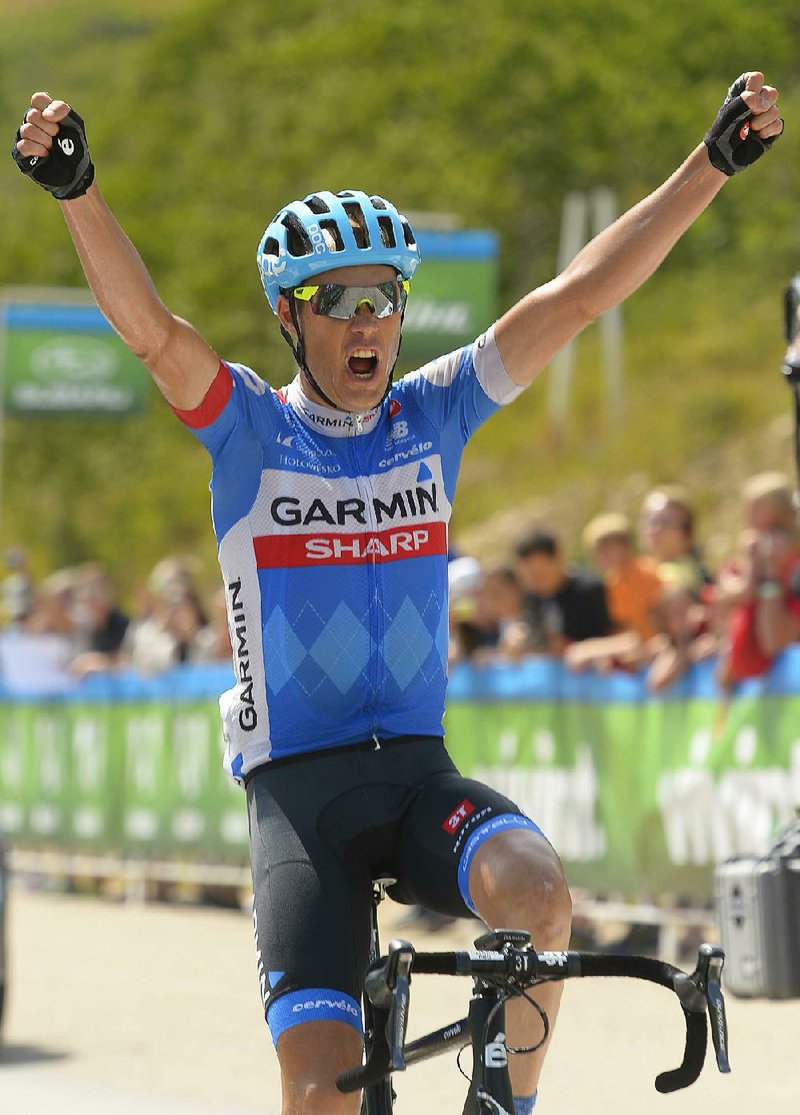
[646,577,716,692]
[564,513,663,673]
[27,568,80,636]
[124,557,215,673]
[1,570,34,630]
[638,485,713,589]
[476,565,531,661]
[168,587,220,663]
[515,528,612,656]
[716,471,800,687]
[2,548,33,619]
[447,555,488,666]
[583,512,663,641]
[0,569,75,695]
[70,562,130,677]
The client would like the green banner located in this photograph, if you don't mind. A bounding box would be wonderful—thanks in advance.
[2,678,799,899]
[399,230,498,365]
[2,301,151,415]
[0,699,249,861]
[444,690,800,897]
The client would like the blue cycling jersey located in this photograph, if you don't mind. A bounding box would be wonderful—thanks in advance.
[173,324,522,780]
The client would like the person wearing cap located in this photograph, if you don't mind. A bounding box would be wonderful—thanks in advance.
[562,513,664,674]
[583,512,663,643]
[12,73,785,1115]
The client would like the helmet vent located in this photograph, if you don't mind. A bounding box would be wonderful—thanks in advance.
[305,195,331,215]
[342,202,370,249]
[319,219,345,252]
[400,218,416,248]
[282,213,314,257]
[377,216,396,249]
[261,236,280,259]
[370,196,388,210]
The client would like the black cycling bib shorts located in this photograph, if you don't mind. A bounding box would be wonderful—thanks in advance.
[246,735,543,1045]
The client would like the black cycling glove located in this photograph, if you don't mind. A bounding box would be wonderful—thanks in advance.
[704,74,782,176]
[11,107,95,200]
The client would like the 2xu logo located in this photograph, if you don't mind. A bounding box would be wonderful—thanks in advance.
[442,798,475,835]
[539,951,568,967]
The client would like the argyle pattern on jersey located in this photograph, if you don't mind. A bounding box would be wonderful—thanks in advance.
[263,590,447,699]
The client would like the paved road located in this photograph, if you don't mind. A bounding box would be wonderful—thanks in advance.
[2,886,798,1113]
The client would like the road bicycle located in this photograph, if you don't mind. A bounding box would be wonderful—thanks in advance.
[337,878,731,1114]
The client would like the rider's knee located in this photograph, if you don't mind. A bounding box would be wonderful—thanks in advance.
[472,832,572,943]
[511,852,572,942]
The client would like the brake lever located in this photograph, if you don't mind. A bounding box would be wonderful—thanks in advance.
[692,944,731,1074]
[386,946,414,1070]
[364,939,415,1072]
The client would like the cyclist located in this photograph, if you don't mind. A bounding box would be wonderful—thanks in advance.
[13,72,783,1115]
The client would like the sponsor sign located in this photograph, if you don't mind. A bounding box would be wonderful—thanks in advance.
[400,230,498,365]
[1,301,151,414]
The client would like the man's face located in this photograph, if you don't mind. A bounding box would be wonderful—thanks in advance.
[276,263,403,413]
[516,552,565,596]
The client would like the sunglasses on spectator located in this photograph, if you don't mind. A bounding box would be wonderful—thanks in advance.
[291,279,410,320]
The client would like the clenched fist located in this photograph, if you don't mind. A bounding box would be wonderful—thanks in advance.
[12,91,94,200]
[704,72,784,176]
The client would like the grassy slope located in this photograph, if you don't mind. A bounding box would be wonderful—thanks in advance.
[1,0,799,592]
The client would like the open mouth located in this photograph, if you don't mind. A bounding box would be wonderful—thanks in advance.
[347,348,379,377]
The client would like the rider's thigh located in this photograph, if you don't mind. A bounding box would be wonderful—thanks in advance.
[277,1019,363,1115]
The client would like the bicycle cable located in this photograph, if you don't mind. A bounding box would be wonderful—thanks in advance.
[504,987,550,1056]
[454,986,551,1088]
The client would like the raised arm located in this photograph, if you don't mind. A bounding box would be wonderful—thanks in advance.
[13,92,219,409]
[495,72,784,388]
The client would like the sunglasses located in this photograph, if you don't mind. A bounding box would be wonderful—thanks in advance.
[291,279,410,320]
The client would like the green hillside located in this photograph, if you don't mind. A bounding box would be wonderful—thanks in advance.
[2,0,799,595]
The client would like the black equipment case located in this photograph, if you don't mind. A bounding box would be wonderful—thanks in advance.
[715,820,800,998]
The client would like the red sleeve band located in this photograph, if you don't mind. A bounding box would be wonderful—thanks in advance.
[171,360,234,428]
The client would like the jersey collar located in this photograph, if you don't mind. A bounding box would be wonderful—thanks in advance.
[286,376,382,438]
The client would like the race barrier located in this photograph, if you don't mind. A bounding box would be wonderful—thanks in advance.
[1,652,799,900]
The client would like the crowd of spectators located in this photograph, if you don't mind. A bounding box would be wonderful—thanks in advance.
[447,472,800,691]
[2,471,800,695]
[0,551,231,694]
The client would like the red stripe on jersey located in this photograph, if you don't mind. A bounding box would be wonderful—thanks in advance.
[254,522,447,568]
[171,360,233,428]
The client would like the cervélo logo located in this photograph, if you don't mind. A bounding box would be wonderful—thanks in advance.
[442,799,475,835]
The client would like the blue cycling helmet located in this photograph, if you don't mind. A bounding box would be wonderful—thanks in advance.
[257,189,421,313]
